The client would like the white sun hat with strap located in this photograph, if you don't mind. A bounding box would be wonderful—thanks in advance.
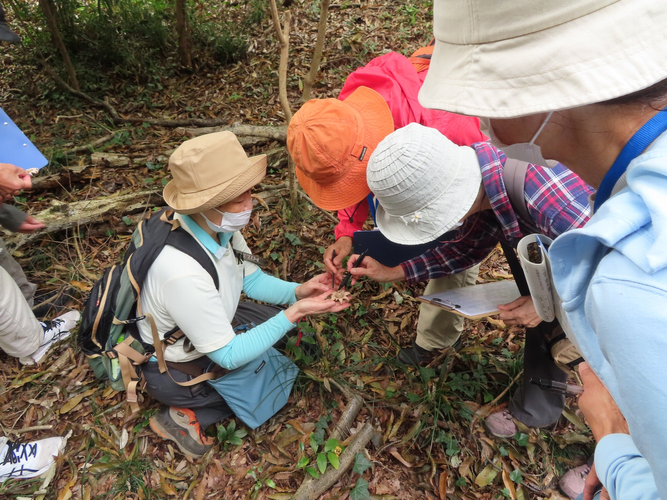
[419,0,667,118]
[367,123,481,246]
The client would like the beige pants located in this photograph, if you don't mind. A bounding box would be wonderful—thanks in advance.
[415,265,480,350]
[0,266,42,358]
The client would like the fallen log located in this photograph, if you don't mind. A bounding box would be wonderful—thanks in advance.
[6,190,160,250]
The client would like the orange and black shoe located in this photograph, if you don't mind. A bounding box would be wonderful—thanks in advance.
[149,407,214,458]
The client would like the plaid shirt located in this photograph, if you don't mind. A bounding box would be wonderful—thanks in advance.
[401,142,593,284]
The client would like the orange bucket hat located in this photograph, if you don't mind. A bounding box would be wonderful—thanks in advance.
[287,86,394,211]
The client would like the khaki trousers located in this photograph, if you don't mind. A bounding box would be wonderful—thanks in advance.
[0,266,42,358]
[415,265,480,350]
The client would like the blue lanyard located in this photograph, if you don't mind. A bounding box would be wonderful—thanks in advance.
[594,110,667,212]
[366,193,378,225]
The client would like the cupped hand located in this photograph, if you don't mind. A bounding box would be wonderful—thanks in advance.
[578,362,629,442]
[0,163,32,194]
[347,254,405,284]
[285,291,350,322]
[497,295,542,327]
[323,237,352,275]
[295,273,339,300]
[17,215,46,234]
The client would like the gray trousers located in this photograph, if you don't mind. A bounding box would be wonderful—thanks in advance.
[142,302,290,429]
[509,320,567,428]
[0,237,36,306]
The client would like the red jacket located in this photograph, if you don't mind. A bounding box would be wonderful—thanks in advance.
[335,52,486,240]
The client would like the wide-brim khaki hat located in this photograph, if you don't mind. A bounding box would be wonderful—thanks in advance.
[368,123,481,246]
[419,0,667,118]
[163,131,266,214]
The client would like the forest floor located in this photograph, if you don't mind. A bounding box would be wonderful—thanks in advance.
[0,0,592,499]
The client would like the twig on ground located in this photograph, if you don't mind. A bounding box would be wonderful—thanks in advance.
[297,189,338,224]
[13,425,54,434]
[293,423,375,500]
[61,132,117,155]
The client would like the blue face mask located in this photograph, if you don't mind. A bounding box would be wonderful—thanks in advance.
[479,112,559,168]
[202,208,252,233]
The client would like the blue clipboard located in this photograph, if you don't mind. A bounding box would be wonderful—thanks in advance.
[0,107,48,171]
[353,229,458,268]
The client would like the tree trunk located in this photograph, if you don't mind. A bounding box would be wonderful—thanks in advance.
[38,0,79,91]
[175,0,192,68]
[302,0,330,102]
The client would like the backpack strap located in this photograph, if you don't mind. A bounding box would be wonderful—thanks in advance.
[503,158,533,224]
[165,227,220,290]
[498,240,531,297]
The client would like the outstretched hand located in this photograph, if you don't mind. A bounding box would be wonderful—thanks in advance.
[497,295,542,328]
[346,254,406,284]
[285,290,350,322]
[295,273,340,300]
[17,215,46,234]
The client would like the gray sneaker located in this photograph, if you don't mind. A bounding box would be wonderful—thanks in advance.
[150,407,214,459]
[20,310,81,365]
[559,463,591,499]
[484,408,518,438]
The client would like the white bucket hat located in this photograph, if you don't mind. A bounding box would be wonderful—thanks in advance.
[367,123,481,246]
[419,0,667,118]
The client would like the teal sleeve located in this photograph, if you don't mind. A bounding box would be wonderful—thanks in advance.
[206,311,296,370]
[243,269,299,306]
[595,434,659,500]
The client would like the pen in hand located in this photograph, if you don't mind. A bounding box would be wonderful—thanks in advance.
[338,249,368,291]
[530,378,583,396]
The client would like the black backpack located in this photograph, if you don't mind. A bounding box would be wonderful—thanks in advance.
[79,209,221,412]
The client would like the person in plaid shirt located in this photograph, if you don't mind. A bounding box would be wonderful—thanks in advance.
[350,124,593,439]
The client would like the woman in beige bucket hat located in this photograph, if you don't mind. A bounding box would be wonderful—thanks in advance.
[420,0,667,499]
[140,132,349,458]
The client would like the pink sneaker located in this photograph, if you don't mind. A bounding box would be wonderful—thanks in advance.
[559,463,591,499]
[484,409,518,438]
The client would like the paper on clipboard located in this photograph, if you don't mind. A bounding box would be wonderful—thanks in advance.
[418,280,521,319]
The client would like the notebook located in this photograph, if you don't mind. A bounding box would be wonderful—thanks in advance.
[418,280,521,319]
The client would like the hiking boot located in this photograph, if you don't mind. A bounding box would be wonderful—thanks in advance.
[19,310,81,366]
[559,463,591,499]
[0,437,64,480]
[0,22,20,44]
[397,338,462,366]
[150,407,214,459]
[484,408,518,438]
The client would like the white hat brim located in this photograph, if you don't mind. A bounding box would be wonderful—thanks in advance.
[419,0,667,118]
[374,146,482,246]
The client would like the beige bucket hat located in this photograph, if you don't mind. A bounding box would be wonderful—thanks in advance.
[419,0,667,118]
[163,131,267,214]
[367,123,481,245]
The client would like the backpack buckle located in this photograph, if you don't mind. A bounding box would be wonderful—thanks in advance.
[124,315,146,324]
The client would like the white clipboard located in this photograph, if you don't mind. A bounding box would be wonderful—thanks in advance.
[418,280,521,319]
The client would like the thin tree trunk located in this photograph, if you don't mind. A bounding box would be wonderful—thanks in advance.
[38,0,79,90]
[302,0,330,102]
[269,0,298,208]
[175,0,192,68]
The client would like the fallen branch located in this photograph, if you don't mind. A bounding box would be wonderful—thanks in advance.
[6,190,159,250]
[293,423,375,500]
[61,132,118,156]
[176,124,287,141]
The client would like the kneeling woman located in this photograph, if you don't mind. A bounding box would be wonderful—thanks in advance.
[141,132,348,458]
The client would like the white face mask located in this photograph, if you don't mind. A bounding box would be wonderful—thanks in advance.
[202,208,252,233]
[479,112,558,168]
